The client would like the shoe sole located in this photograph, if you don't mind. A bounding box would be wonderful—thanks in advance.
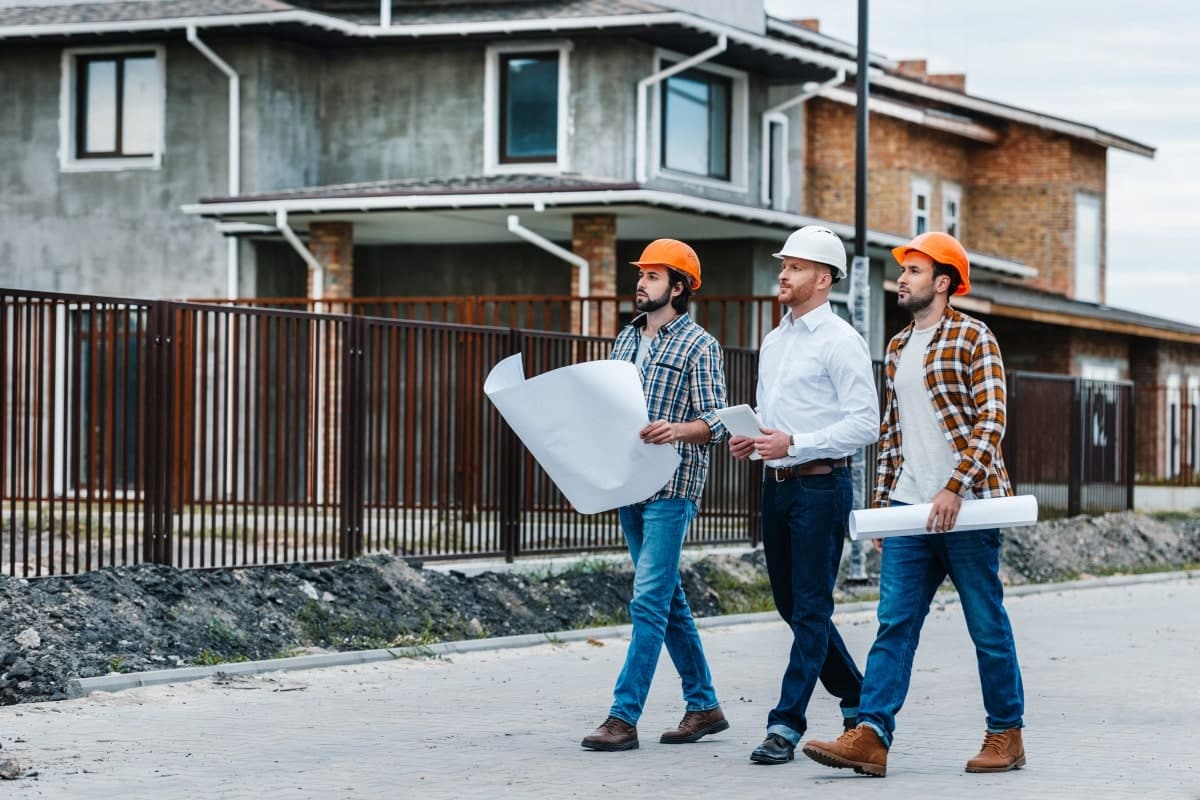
[965,754,1026,773]
[580,739,639,752]
[659,719,731,744]
[749,749,794,765]
[801,744,886,777]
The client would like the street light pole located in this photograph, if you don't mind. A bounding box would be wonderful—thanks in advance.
[847,0,872,583]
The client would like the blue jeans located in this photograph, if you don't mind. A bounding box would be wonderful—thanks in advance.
[761,468,863,745]
[609,498,719,725]
[858,502,1025,747]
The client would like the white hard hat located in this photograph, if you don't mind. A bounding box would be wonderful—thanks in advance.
[772,226,848,279]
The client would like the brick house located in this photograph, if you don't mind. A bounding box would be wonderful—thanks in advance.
[0,0,1196,481]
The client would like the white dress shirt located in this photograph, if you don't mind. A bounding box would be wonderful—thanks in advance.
[756,302,880,467]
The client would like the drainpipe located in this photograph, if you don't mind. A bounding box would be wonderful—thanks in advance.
[507,214,591,336]
[759,70,845,208]
[187,26,241,298]
[635,35,728,184]
[275,209,325,308]
[379,0,390,27]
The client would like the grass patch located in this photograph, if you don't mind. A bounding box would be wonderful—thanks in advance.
[192,649,251,666]
[708,571,776,615]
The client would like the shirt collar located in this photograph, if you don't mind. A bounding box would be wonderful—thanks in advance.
[781,301,834,333]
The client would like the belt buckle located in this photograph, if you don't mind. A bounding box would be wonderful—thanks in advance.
[773,466,788,483]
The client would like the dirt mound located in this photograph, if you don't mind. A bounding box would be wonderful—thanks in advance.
[1,511,1196,706]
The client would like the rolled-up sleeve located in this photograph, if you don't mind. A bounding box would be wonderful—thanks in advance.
[690,338,728,444]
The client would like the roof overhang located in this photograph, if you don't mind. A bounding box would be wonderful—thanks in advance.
[820,86,1001,144]
[184,187,1035,280]
[0,5,862,81]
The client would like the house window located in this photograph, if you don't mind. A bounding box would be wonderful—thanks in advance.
[942,182,962,238]
[499,52,559,163]
[61,45,165,171]
[661,65,731,180]
[484,41,571,174]
[1167,374,1182,478]
[1074,192,1102,303]
[912,178,931,235]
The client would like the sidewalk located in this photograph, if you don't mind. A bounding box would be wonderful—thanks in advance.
[2,576,1196,799]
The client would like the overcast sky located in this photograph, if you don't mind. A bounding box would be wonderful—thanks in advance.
[766,0,1198,326]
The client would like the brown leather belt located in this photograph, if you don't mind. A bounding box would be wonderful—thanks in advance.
[767,457,849,482]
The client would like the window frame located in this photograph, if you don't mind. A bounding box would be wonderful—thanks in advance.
[911,177,932,236]
[651,48,748,193]
[1074,191,1103,303]
[484,40,572,175]
[59,44,166,172]
[941,181,962,239]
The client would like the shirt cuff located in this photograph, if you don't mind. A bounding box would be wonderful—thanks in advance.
[786,432,816,458]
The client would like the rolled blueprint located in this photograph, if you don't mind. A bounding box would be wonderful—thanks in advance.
[848,495,1038,541]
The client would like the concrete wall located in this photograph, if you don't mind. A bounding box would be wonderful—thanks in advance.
[0,41,232,298]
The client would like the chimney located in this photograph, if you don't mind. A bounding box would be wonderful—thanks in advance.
[896,59,928,80]
[793,18,820,32]
[928,73,967,92]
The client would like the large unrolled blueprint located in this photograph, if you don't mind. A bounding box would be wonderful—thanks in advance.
[483,354,680,515]
[848,495,1039,541]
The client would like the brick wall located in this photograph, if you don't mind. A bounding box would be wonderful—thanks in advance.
[805,100,1109,302]
[571,213,618,336]
[307,221,354,298]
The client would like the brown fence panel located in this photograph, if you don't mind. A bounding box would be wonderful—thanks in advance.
[1,290,152,576]
[1006,372,1134,517]
[1134,383,1199,487]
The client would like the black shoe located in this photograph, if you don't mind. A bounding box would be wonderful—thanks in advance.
[750,733,795,764]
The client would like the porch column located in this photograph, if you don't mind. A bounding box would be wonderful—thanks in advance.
[571,213,618,337]
[305,221,354,513]
[307,221,354,307]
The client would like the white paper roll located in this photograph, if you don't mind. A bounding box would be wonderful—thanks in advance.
[848,495,1039,541]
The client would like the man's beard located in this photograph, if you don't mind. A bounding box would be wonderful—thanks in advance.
[897,285,935,314]
[635,285,672,313]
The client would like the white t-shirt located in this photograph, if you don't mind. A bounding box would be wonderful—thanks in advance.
[891,324,961,504]
[635,331,654,369]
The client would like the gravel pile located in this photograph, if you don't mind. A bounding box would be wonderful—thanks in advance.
[1,510,1196,707]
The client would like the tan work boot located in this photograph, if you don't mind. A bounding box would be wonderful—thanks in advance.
[965,729,1025,772]
[659,707,729,744]
[801,724,888,777]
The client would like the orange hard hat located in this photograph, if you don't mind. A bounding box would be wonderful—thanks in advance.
[630,238,702,290]
[891,232,971,296]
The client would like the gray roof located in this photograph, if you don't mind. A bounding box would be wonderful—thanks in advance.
[199,173,640,203]
[0,0,296,26]
[972,280,1200,338]
[336,0,666,26]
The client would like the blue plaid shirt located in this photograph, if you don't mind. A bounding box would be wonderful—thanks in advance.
[610,312,728,506]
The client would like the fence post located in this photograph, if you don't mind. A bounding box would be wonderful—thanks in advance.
[1125,385,1136,510]
[498,328,522,561]
[1067,378,1083,517]
[339,316,366,559]
[142,301,175,565]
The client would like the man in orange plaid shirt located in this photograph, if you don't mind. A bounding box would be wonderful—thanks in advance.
[802,232,1026,777]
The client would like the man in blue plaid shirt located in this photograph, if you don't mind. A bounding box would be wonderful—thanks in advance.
[581,239,730,753]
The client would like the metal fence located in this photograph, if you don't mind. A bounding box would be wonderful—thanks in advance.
[3,288,1140,577]
[1133,383,1199,486]
[1005,372,1135,517]
[2,289,767,576]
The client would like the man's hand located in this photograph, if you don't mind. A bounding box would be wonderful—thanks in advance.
[639,419,677,445]
[872,538,883,553]
[926,489,963,533]
[728,435,755,461]
[753,427,792,461]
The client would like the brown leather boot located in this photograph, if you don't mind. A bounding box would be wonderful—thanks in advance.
[801,724,888,777]
[965,729,1025,772]
[659,707,729,744]
[581,716,639,751]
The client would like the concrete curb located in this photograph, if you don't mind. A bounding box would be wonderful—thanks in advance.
[69,568,1198,698]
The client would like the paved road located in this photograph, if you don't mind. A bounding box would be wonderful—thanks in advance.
[2,577,1197,799]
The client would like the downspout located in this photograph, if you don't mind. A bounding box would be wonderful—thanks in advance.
[187,25,241,298]
[276,209,325,308]
[759,70,845,208]
[635,34,727,184]
[379,0,390,27]
[507,214,591,336]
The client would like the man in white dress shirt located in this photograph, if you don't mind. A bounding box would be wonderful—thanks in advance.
[729,226,879,765]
